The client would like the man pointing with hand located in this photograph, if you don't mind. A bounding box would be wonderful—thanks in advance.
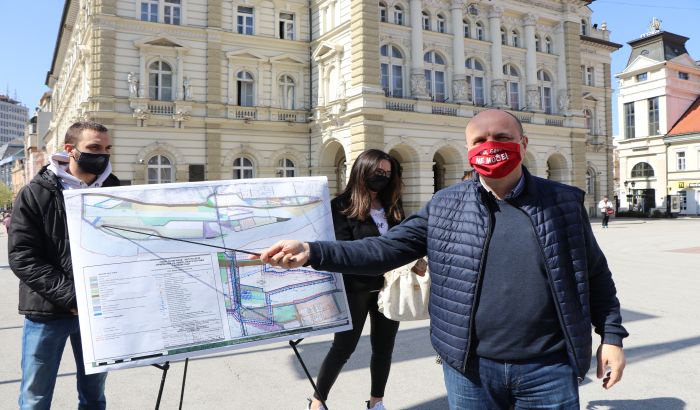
[262,109,627,409]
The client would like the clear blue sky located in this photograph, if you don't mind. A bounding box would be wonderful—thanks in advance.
[0,0,699,127]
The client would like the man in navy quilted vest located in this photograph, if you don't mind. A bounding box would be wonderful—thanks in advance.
[261,109,628,409]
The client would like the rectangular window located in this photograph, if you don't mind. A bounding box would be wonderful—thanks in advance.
[164,0,181,25]
[393,9,403,25]
[279,12,294,40]
[435,71,445,102]
[677,151,686,171]
[189,165,205,182]
[541,87,552,114]
[586,66,594,86]
[424,69,432,98]
[679,72,689,80]
[474,77,484,105]
[392,65,403,98]
[379,5,386,22]
[624,102,635,139]
[141,0,158,22]
[636,72,648,82]
[648,97,659,136]
[422,15,430,30]
[237,7,254,35]
[238,81,254,106]
[508,82,519,110]
[381,64,389,95]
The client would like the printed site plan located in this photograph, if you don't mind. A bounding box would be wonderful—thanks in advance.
[63,177,350,374]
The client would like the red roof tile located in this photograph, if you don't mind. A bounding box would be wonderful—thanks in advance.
[668,96,700,136]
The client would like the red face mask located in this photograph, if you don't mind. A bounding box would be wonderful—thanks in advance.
[467,141,523,179]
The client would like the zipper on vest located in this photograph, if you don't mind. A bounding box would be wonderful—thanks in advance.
[462,190,494,374]
[515,206,583,382]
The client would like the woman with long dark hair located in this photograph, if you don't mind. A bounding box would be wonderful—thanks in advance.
[307,149,409,410]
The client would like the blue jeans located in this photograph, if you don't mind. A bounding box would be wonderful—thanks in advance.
[19,316,107,410]
[442,351,579,410]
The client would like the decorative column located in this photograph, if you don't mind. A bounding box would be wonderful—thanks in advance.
[555,22,569,115]
[488,5,506,107]
[409,0,428,98]
[524,13,540,111]
[451,0,468,103]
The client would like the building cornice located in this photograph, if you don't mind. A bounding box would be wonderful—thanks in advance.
[580,35,622,51]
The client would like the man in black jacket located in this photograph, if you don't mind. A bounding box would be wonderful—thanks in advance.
[261,109,627,409]
[9,121,119,409]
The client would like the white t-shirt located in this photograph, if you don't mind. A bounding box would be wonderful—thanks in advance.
[369,208,389,235]
[598,200,613,212]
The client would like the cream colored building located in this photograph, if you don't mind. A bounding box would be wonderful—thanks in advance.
[44,0,618,214]
[616,23,700,215]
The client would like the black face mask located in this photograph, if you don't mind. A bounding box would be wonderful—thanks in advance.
[73,148,110,175]
[366,175,390,192]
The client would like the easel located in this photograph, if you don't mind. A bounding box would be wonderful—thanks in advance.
[290,339,330,410]
[152,358,189,410]
[150,342,328,410]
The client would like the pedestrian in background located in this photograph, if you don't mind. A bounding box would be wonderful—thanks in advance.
[598,195,614,228]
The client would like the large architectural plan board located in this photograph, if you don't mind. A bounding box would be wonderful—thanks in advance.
[63,177,350,374]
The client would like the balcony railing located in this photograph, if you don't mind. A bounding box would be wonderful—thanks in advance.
[386,99,415,112]
[148,102,174,116]
[432,104,458,116]
[546,118,564,127]
[235,108,257,120]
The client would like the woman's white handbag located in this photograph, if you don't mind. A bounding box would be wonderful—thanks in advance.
[377,260,430,321]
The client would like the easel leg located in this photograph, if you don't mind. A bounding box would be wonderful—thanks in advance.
[152,362,170,410]
[289,339,329,410]
[179,358,189,410]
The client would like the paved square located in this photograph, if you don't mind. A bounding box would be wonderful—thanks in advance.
[1,218,698,409]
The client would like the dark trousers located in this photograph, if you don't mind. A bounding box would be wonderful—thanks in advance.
[602,214,610,227]
[313,290,400,401]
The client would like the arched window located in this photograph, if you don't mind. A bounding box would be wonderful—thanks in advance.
[538,70,553,114]
[545,36,553,54]
[500,27,506,45]
[631,162,654,178]
[380,45,404,97]
[393,5,404,25]
[436,13,446,33]
[511,30,520,47]
[149,61,173,101]
[147,154,174,184]
[476,22,485,41]
[233,156,254,179]
[465,57,485,105]
[237,71,255,106]
[503,64,520,110]
[276,158,296,177]
[379,2,387,22]
[463,19,470,38]
[535,34,541,51]
[422,11,430,30]
[278,75,295,109]
[424,51,446,102]
[586,167,596,194]
[584,109,594,133]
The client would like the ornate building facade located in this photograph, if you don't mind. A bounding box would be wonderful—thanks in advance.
[44,0,617,214]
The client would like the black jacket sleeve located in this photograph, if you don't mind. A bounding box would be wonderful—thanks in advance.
[580,205,628,346]
[309,203,430,275]
[330,199,355,241]
[9,186,76,310]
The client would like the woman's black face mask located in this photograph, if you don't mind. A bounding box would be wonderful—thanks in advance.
[366,175,390,192]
